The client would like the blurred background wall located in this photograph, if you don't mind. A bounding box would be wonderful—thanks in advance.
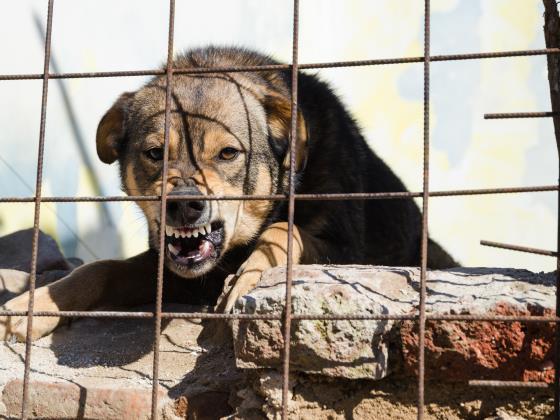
[0,0,556,272]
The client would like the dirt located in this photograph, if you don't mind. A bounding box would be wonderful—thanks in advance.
[229,369,554,419]
[279,375,553,419]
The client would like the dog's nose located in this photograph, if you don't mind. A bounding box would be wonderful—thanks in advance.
[166,187,208,225]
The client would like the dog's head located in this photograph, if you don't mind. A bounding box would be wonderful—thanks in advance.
[96,58,307,278]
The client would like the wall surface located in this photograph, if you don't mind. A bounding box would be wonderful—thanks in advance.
[0,0,556,272]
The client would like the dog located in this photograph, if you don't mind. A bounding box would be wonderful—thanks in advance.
[1,46,457,340]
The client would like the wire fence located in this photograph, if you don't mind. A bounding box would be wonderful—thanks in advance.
[1,1,559,419]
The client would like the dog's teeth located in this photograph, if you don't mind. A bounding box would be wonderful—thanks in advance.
[193,230,199,238]
[167,243,180,256]
[165,226,171,236]
[205,224,212,234]
[174,231,180,238]
[186,230,192,238]
[179,231,187,238]
[199,226,206,236]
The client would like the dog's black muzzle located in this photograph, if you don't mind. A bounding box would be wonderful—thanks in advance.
[166,186,210,227]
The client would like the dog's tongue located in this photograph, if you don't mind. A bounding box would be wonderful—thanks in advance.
[168,239,214,263]
[191,239,214,262]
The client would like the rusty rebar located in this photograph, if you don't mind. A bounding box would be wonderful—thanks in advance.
[481,240,558,257]
[1,310,559,323]
[485,111,560,119]
[417,1,431,418]
[543,1,560,418]
[150,1,175,418]
[469,380,550,388]
[20,1,54,418]
[1,184,557,204]
[281,1,299,418]
[291,313,560,322]
[1,48,560,81]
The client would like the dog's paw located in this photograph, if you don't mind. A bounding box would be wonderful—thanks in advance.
[221,270,261,313]
[0,287,61,342]
[0,269,30,296]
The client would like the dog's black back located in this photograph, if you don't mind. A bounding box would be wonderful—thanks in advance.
[268,61,456,268]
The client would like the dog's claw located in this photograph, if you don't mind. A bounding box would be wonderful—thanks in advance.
[235,261,247,277]
[222,271,261,313]
[223,289,244,313]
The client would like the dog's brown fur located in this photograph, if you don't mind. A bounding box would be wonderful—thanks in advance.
[1,46,457,340]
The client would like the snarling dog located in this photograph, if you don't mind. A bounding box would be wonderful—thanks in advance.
[1,46,457,340]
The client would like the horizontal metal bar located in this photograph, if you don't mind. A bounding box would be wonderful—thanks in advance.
[291,314,417,320]
[0,311,558,323]
[481,240,558,257]
[0,195,281,203]
[424,185,557,197]
[0,185,557,204]
[0,310,154,318]
[161,312,280,320]
[0,69,166,81]
[0,48,558,81]
[294,314,560,322]
[427,314,560,322]
[0,195,159,203]
[0,310,282,320]
[468,380,550,388]
[485,111,560,119]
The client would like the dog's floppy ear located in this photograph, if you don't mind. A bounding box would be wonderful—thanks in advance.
[96,92,134,164]
[264,92,308,172]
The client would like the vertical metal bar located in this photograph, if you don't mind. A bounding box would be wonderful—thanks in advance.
[417,0,431,419]
[32,12,113,229]
[21,1,55,418]
[151,0,175,418]
[556,157,560,420]
[542,2,560,417]
[281,0,300,418]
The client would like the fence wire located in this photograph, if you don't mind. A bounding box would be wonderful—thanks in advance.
[0,1,559,419]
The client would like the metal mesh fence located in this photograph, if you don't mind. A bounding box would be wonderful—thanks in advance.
[1,1,559,419]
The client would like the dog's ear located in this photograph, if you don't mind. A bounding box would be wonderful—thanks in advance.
[96,92,134,164]
[264,92,308,172]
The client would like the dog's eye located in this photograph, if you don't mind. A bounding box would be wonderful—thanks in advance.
[145,147,164,161]
[218,147,240,161]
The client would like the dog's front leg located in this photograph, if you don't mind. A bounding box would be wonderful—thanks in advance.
[222,222,311,312]
[0,251,156,341]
